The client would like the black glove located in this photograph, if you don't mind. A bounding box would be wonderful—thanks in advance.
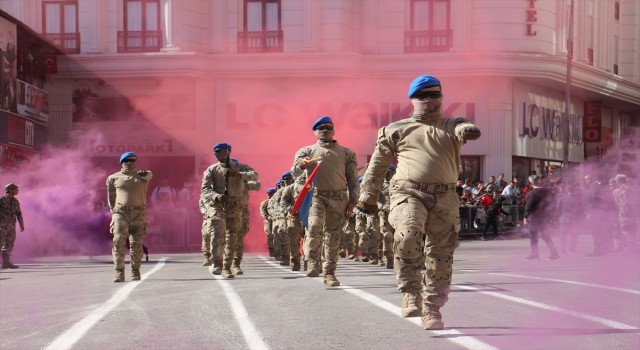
[462,127,481,141]
[356,201,378,215]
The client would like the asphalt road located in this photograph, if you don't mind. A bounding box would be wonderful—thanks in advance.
[1,237,639,350]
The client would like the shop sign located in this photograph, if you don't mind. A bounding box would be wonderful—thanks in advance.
[583,101,602,142]
[17,80,49,122]
[88,137,174,155]
[519,102,582,143]
[1,111,47,149]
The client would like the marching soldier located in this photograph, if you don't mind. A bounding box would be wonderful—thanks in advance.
[1,183,24,269]
[200,143,256,278]
[231,158,260,275]
[291,116,359,287]
[357,75,481,330]
[261,188,277,257]
[106,152,153,282]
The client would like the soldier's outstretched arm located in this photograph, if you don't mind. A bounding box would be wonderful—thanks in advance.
[453,118,481,143]
[359,127,395,208]
[291,146,313,177]
[106,177,117,212]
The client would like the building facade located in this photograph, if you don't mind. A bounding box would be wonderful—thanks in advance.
[2,0,639,249]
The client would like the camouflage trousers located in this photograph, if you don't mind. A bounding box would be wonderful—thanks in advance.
[110,207,147,271]
[356,211,380,258]
[263,219,274,252]
[206,199,243,269]
[232,205,250,264]
[0,222,17,257]
[201,216,212,258]
[388,190,459,309]
[340,215,356,255]
[286,216,303,263]
[379,210,394,259]
[272,217,289,261]
[305,192,348,275]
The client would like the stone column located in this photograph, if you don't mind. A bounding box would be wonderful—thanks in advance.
[86,0,104,53]
[161,0,180,52]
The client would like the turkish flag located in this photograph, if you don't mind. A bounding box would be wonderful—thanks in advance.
[477,193,494,208]
[44,55,58,74]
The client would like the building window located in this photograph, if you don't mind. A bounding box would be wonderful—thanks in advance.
[238,0,283,53]
[118,0,162,53]
[42,1,80,54]
[460,156,481,183]
[405,0,452,53]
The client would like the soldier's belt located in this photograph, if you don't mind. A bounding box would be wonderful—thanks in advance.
[396,180,456,194]
[314,189,346,197]
[117,205,146,210]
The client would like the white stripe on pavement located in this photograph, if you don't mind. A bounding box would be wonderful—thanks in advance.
[44,258,168,350]
[489,272,640,295]
[209,270,270,350]
[455,284,638,330]
[260,257,498,350]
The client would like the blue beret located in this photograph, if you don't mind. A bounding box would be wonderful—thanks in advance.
[358,176,364,182]
[276,180,282,186]
[213,143,231,151]
[312,116,333,130]
[119,152,137,164]
[267,188,276,194]
[281,171,292,179]
[408,75,441,98]
[388,164,396,170]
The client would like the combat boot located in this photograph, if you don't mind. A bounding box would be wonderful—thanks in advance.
[202,255,212,266]
[113,269,125,283]
[279,258,290,266]
[306,260,320,277]
[347,253,357,260]
[385,256,394,269]
[291,258,301,271]
[221,269,234,279]
[421,306,444,330]
[323,274,340,287]
[401,292,423,318]
[232,264,244,275]
[370,255,379,265]
[1,254,18,269]
[361,255,369,263]
[268,247,275,257]
[339,250,346,258]
[131,268,141,281]
[211,261,223,275]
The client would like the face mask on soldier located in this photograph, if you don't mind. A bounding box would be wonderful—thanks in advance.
[411,96,441,117]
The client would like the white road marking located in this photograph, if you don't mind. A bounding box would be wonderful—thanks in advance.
[455,284,638,330]
[208,268,270,350]
[489,272,640,295]
[44,258,168,350]
[260,257,498,350]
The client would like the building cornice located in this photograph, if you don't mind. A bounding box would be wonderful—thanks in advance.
[62,51,640,107]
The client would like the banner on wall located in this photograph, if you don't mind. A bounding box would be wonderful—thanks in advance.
[0,16,18,113]
[0,110,48,149]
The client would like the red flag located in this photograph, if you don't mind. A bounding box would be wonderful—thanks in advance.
[477,193,494,208]
[44,55,58,74]
[291,161,322,216]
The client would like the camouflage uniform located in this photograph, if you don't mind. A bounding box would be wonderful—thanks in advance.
[199,196,213,265]
[378,177,394,268]
[291,140,359,282]
[106,169,153,280]
[233,162,260,273]
[280,180,305,270]
[260,198,274,256]
[0,193,24,268]
[200,160,255,277]
[356,210,380,262]
[359,107,479,327]
[269,186,289,264]
[341,211,357,259]
[612,182,638,251]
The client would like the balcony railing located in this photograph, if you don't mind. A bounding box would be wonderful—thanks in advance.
[117,30,163,53]
[237,30,284,53]
[44,32,80,54]
[404,29,453,53]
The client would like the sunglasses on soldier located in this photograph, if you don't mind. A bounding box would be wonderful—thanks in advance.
[412,91,442,100]
[316,125,334,131]
[122,158,137,163]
